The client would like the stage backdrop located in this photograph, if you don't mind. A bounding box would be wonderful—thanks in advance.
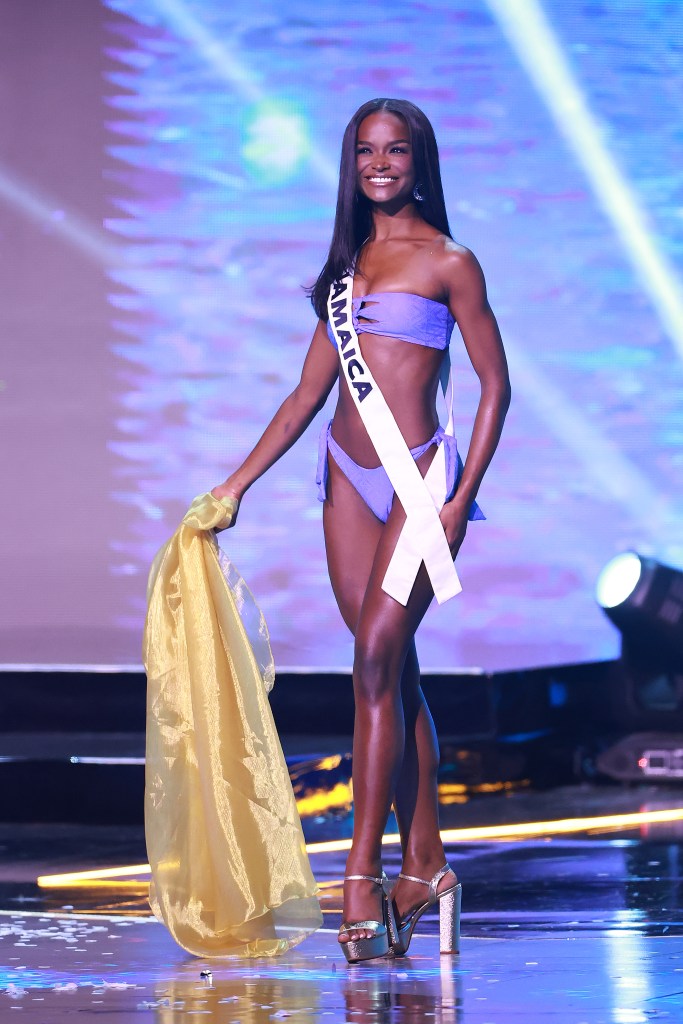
[0,0,681,671]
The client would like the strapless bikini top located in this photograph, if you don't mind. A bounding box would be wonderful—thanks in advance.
[326,291,455,351]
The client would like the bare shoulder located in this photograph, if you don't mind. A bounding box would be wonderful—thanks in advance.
[440,237,483,279]
[415,233,483,282]
[425,237,485,305]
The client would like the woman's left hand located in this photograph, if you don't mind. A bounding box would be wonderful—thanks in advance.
[211,482,239,503]
[210,481,241,531]
[439,498,469,560]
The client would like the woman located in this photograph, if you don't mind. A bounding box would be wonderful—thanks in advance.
[212,98,510,962]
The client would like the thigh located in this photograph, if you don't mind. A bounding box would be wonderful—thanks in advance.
[323,451,384,635]
[355,447,441,667]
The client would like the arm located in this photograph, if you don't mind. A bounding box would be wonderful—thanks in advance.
[212,320,339,507]
[440,246,511,552]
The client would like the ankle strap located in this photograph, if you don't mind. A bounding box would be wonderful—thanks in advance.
[398,864,451,900]
[345,873,383,885]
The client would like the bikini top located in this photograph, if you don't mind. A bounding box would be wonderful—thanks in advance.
[326,291,455,351]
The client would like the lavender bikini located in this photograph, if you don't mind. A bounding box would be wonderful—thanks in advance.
[317,291,485,524]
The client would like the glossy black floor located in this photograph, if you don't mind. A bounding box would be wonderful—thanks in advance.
[1,784,683,1020]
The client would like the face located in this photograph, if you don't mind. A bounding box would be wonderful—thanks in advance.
[355,111,416,205]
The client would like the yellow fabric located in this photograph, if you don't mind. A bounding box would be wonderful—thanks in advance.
[143,492,322,957]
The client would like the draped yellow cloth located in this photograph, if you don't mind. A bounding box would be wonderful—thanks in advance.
[143,492,322,957]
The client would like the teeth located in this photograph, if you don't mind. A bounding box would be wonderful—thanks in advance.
[368,177,395,183]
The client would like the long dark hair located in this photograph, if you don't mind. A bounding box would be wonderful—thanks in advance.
[308,98,452,320]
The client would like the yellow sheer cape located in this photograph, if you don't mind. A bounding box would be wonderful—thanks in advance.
[143,492,322,957]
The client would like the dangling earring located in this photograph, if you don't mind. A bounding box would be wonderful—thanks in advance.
[413,181,425,202]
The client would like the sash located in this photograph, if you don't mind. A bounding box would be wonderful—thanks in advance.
[327,273,462,605]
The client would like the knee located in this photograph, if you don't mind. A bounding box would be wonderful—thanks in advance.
[353,628,405,705]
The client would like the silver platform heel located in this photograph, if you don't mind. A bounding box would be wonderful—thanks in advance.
[338,873,398,963]
[391,864,461,956]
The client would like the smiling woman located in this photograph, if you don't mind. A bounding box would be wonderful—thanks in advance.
[357,125,414,195]
[211,97,510,962]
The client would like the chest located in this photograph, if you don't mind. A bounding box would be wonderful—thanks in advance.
[356,244,444,303]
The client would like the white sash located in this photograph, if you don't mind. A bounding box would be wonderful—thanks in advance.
[327,273,462,606]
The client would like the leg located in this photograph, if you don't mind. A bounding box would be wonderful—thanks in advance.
[323,453,386,942]
[325,444,442,941]
[342,523,440,941]
[324,443,454,943]
[394,642,442,862]
[392,645,458,922]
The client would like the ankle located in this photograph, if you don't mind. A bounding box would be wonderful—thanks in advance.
[400,846,448,876]
[345,853,382,878]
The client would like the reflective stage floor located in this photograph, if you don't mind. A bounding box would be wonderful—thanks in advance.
[2,784,683,1021]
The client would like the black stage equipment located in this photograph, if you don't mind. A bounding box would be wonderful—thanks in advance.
[595,552,683,730]
[597,732,683,782]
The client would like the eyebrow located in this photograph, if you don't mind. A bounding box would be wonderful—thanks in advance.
[356,138,411,146]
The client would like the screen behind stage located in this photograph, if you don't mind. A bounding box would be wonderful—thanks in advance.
[1,0,681,671]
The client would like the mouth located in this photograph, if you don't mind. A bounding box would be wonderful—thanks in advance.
[366,176,398,185]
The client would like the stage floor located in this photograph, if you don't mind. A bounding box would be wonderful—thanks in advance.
[1,784,683,1021]
[1,917,681,1022]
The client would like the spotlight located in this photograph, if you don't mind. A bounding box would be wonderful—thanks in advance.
[241,100,310,187]
[596,552,683,667]
[595,552,683,732]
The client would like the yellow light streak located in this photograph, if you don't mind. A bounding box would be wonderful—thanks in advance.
[36,806,683,888]
[440,806,683,842]
[37,880,150,895]
[311,755,343,772]
[437,780,529,805]
[38,863,151,887]
[295,782,353,818]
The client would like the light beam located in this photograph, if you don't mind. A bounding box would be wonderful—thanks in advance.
[487,0,683,361]
[0,161,123,266]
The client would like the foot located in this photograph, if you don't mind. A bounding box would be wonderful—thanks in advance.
[338,874,386,945]
[391,859,458,927]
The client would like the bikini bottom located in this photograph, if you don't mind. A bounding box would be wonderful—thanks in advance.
[316,419,486,524]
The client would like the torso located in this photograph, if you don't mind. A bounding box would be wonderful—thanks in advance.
[330,230,462,467]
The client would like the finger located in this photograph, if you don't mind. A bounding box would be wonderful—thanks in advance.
[215,514,238,533]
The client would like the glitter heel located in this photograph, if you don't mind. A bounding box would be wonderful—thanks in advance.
[391,864,461,957]
[438,881,462,954]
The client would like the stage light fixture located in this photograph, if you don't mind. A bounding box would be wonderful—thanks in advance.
[595,553,683,738]
[596,552,683,667]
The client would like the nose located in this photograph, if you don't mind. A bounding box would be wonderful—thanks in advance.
[371,155,390,171]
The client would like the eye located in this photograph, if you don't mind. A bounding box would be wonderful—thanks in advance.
[356,146,371,154]
[391,146,408,154]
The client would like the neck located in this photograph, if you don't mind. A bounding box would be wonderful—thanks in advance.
[369,199,423,242]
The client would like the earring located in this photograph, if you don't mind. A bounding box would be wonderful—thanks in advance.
[413,181,424,202]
